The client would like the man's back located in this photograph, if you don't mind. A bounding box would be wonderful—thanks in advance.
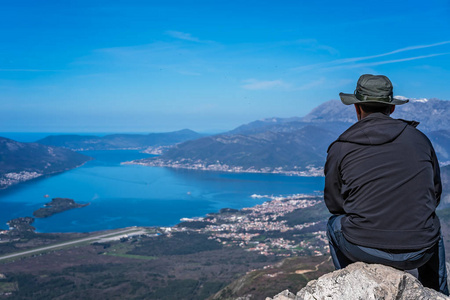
[324,74,448,295]
[324,112,441,250]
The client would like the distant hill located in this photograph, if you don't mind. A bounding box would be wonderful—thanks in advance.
[36,129,203,151]
[0,137,92,189]
[228,117,306,135]
[130,98,450,175]
[394,98,450,132]
[442,165,450,205]
[154,125,335,171]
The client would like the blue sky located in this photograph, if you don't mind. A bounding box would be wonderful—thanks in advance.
[1,0,450,133]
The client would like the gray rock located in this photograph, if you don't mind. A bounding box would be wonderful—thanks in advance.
[265,289,296,300]
[268,262,449,300]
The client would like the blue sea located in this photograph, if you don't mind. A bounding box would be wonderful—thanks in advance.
[0,133,325,233]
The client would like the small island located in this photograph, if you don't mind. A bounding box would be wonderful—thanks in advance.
[33,198,89,218]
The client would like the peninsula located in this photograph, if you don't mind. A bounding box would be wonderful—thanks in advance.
[0,137,92,190]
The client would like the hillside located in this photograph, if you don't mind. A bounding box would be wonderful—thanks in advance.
[36,129,203,151]
[146,125,335,173]
[442,165,450,204]
[0,137,91,189]
[130,98,450,175]
[212,255,334,300]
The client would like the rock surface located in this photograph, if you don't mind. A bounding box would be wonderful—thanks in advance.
[266,262,449,300]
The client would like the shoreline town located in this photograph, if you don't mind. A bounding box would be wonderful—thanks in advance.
[124,158,325,177]
[167,193,329,257]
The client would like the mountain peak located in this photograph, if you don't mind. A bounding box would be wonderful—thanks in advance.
[396,95,429,103]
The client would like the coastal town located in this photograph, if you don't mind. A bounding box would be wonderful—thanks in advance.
[126,157,325,177]
[0,171,42,189]
[169,193,330,257]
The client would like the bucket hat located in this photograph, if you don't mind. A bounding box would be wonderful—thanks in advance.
[339,74,408,106]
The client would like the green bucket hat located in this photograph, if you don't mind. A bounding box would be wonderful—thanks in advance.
[339,74,409,106]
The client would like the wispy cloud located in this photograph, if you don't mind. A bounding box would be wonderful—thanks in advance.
[241,79,290,90]
[165,31,201,42]
[241,78,340,92]
[83,41,205,72]
[336,41,450,64]
[290,39,339,56]
[293,40,450,72]
[324,53,450,71]
[293,78,326,91]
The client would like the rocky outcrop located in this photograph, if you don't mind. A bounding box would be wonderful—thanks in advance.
[266,262,449,300]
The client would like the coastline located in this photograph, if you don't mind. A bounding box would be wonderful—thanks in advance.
[123,158,325,177]
[0,160,92,190]
[2,192,328,258]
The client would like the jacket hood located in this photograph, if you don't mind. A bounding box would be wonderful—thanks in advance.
[335,113,419,146]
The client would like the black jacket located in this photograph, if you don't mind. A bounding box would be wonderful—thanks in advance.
[324,113,441,250]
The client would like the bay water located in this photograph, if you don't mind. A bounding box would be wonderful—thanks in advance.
[0,149,325,233]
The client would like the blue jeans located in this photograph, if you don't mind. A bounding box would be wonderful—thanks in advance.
[327,215,449,295]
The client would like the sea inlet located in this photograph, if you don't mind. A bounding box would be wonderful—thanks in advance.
[0,150,325,233]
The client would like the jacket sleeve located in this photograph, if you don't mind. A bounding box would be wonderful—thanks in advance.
[431,146,442,206]
[324,143,345,214]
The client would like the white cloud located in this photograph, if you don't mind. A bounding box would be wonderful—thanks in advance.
[165,31,201,42]
[241,79,290,90]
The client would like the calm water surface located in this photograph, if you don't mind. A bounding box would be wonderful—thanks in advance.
[0,150,324,233]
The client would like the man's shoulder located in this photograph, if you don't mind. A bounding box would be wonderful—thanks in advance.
[326,116,434,159]
[400,121,433,143]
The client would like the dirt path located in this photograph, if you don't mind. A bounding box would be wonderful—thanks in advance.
[294,256,331,274]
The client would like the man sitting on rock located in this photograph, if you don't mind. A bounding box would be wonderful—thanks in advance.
[324,74,449,295]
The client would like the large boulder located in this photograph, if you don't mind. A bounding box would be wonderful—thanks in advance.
[267,262,449,300]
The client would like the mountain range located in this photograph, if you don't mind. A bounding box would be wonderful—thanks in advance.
[3,98,449,190]
[0,137,91,189]
[36,129,203,151]
[132,98,450,175]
